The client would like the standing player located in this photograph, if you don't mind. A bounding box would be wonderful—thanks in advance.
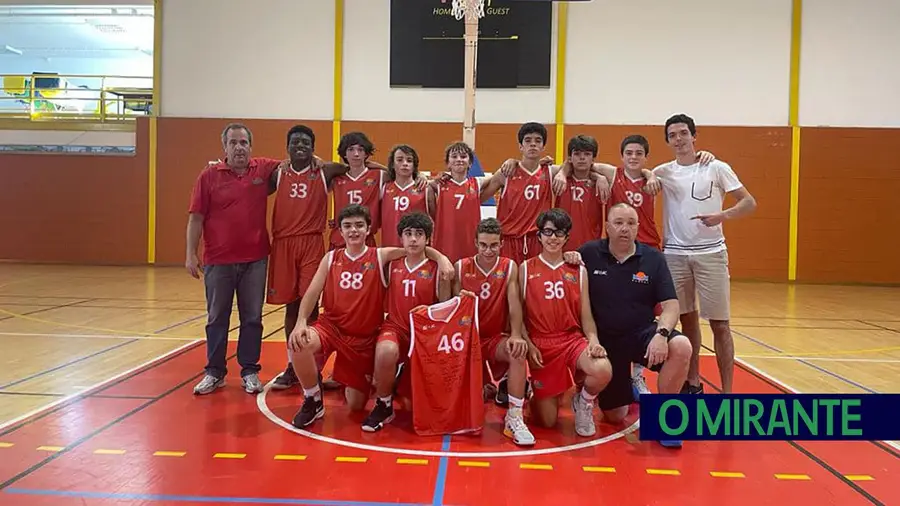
[555,135,607,250]
[480,123,555,264]
[407,291,483,436]
[288,204,453,428]
[654,114,756,394]
[364,212,451,432]
[380,145,428,247]
[429,141,492,263]
[329,132,383,249]
[520,208,613,436]
[267,125,369,390]
[452,218,535,446]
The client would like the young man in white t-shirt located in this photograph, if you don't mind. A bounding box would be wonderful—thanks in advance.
[652,114,757,394]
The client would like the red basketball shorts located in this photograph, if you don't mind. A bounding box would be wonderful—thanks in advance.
[528,332,588,400]
[267,234,325,305]
[310,317,376,394]
[376,320,412,397]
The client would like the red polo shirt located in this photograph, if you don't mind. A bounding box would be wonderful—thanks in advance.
[188,157,280,266]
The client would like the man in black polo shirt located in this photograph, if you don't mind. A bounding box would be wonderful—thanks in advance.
[578,203,692,447]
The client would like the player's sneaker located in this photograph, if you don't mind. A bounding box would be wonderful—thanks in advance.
[680,382,704,394]
[292,395,324,428]
[361,399,395,432]
[271,363,299,390]
[572,391,597,437]
[242,373,263,394]
[193,374,224,395]
[494,377,534,407]
[503,412,536,446]
[632,373,650,399]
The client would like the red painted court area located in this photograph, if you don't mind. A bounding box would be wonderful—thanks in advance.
[0,341,896,506]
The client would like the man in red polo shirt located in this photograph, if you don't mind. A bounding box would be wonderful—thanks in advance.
[186,123,281,395]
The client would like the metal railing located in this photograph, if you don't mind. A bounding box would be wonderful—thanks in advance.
[0,73,153,124]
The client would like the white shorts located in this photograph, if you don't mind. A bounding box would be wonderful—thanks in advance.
[664,250,731,321]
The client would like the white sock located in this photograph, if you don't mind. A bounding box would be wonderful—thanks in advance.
[581,388,597,402]
[379,395,393,406]
[304,385,321,400]
[508,395,524,408]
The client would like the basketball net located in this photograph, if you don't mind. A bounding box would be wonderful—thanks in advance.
[451,0,485,20]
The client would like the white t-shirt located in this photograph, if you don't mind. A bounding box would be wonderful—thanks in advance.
[652,159,743,256]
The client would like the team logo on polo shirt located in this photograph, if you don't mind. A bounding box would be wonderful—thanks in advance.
[632,271,650,284]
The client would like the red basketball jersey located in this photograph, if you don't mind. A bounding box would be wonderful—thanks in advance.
[433,176,482,262]
[556,175,604,249]
[496,163,553,238]
[385,257,440,329]
[380,181,428,247]
[407,292,483,436]
[522,255,583,338]
[608,167,661,250]
[322,246,386,336]
[457,256,513,339]
[330,169,384,247]
[271,165,329,238]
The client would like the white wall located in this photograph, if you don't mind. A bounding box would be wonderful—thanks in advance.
[152,0,900,129]
[341,0,557,124]
[798,0,900,127]
[564,0,792,126]
[159,0,334,119]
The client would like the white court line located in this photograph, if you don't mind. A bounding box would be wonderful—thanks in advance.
[734,355,900,363]
[0,331,196,342]
[257,380,640,458]
[0,338,202,432]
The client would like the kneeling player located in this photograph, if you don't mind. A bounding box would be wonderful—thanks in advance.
[520,208,612,436]
[364,212,452,432]
[288,204,453,428]
[453,218,535,446]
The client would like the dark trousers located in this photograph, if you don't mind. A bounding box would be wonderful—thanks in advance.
[203,258,267,379]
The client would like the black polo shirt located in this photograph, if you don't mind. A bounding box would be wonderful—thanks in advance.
[578,239,677,340]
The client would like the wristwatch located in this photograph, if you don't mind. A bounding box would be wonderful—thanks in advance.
[657,328,670,338]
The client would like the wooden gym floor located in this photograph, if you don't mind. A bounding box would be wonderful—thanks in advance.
[0,263,897,505]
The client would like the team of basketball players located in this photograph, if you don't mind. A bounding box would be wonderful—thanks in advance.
[246,121,716,446]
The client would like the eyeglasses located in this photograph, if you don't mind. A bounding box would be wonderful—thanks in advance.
[539,228,568,238]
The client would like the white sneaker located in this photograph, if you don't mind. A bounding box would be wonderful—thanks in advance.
[242,373,263,394]
[572,391,597,437]
[193,374,224,395]
[503,411,536,446]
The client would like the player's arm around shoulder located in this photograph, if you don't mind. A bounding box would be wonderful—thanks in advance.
[479,170,506,200]
[451,260,462,296]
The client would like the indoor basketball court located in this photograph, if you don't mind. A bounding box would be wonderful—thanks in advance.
[1,0,899,504]
[0,264,897,505]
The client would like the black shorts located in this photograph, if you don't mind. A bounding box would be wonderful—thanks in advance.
[596,324,682,411]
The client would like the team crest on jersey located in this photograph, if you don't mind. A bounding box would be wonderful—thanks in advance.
[459,315,472,327]
[362,261,376,270]
[364,179,376,187]
[492,270,506,279]
[563,272,578,283]
[308,172,319,180]
[417,269,433,279]
[632,271,650,284]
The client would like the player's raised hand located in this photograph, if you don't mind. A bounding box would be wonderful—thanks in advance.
[551,161,569,195]
[587,343,607,358]
[539,155,554,166]
[499,158,518,177]
[507,334,528,360]
[643,174,662,196]
[437,257,455,282]
[414,172,429,191]
[563,251,584,266]
[696,150,716,166]
[590,172,611,201]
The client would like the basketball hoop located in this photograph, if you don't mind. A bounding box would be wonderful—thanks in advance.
[451,0,485,20]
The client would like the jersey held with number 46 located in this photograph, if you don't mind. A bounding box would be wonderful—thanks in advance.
[408,292,483,436]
